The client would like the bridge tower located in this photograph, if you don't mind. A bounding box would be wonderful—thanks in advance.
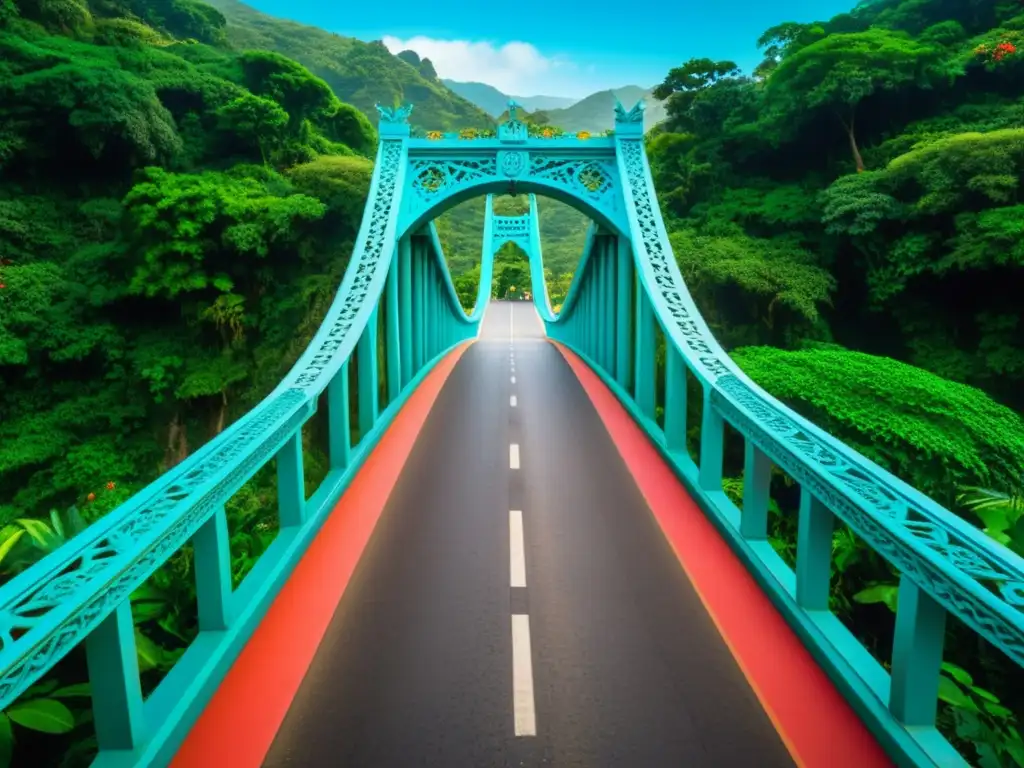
[484,194,542,301]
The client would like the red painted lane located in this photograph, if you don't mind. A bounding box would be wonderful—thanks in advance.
[170,343,473,768]
[551,342,892,768]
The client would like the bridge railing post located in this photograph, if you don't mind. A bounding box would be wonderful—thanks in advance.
[663,346,688,455]
[889,575,947,727]
[795,489,834,610]
[194,504,233,630]
[327,362,351,471]
[386,247,402,402]
[698,391,724,491]
[414,239,426,372]
[277,431,306,528]
[427,264,437,358]
[603,239,617,376]
[633,279,656,421]
[596,242,608,373]
[86,602,146,752]
[615,237,633,391]
[357,303,379,440]
[398,237,413,387]
[739,443,771,540]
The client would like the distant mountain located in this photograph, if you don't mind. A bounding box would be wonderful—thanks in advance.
[442,79,577,118]
[518,94,579,112]
[542,86,667,134]
[204,0,493,131]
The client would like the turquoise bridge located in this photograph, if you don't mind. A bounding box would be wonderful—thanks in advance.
[2,100,1023,768]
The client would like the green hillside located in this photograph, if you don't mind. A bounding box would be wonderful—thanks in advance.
[543,85,667,133]
[204,0,494,131]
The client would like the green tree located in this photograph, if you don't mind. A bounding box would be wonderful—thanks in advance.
[216,93,288,164]
[764,29,947,171]
[652,57,743,131]
[122,166,326,299]
[237,50,336,132]
[452,264,480,310]
[754,22,826,78]
[669,227,834,347]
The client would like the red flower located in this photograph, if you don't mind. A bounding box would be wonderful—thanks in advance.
[106,481,116,490]
[87,492,96,502]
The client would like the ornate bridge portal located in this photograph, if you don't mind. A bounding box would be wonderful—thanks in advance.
[0,99,1020,768]
[385,99,639,238]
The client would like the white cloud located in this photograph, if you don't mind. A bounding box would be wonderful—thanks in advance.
[381,35,587,97]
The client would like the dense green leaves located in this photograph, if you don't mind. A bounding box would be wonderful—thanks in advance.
[123,166,326,297]
[669,228,834,346]
[733,346,1024,500]
[765,29,947,170]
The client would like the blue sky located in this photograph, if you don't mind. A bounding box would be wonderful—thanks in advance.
[245,0,858,98]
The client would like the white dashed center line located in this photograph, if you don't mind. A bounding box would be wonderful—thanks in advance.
[511,614,536,736]
[509,510,526,588]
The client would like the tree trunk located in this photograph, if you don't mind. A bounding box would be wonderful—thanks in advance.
[213,391,228,436]
[165,413,189,469]
[840,111,866,173]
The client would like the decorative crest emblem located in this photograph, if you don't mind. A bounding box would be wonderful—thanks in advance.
[498,99,527,143]
[374,103,414,123]
[613,99,645,124]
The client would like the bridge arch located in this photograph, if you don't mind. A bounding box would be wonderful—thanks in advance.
[397,177,627,242]
[387,102,632,242]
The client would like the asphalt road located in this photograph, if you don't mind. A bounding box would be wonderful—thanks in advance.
[262,300,794,767]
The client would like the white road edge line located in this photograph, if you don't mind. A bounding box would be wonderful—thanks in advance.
[511,614,537,736]
[510,395,517,407]
[509,510,526,588]
[509,443,520,469]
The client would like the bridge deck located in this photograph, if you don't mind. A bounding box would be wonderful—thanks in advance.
[259,302,794,767]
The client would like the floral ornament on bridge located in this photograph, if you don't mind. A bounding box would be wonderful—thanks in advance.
[426,131,443,140]
[576,131,591,140]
